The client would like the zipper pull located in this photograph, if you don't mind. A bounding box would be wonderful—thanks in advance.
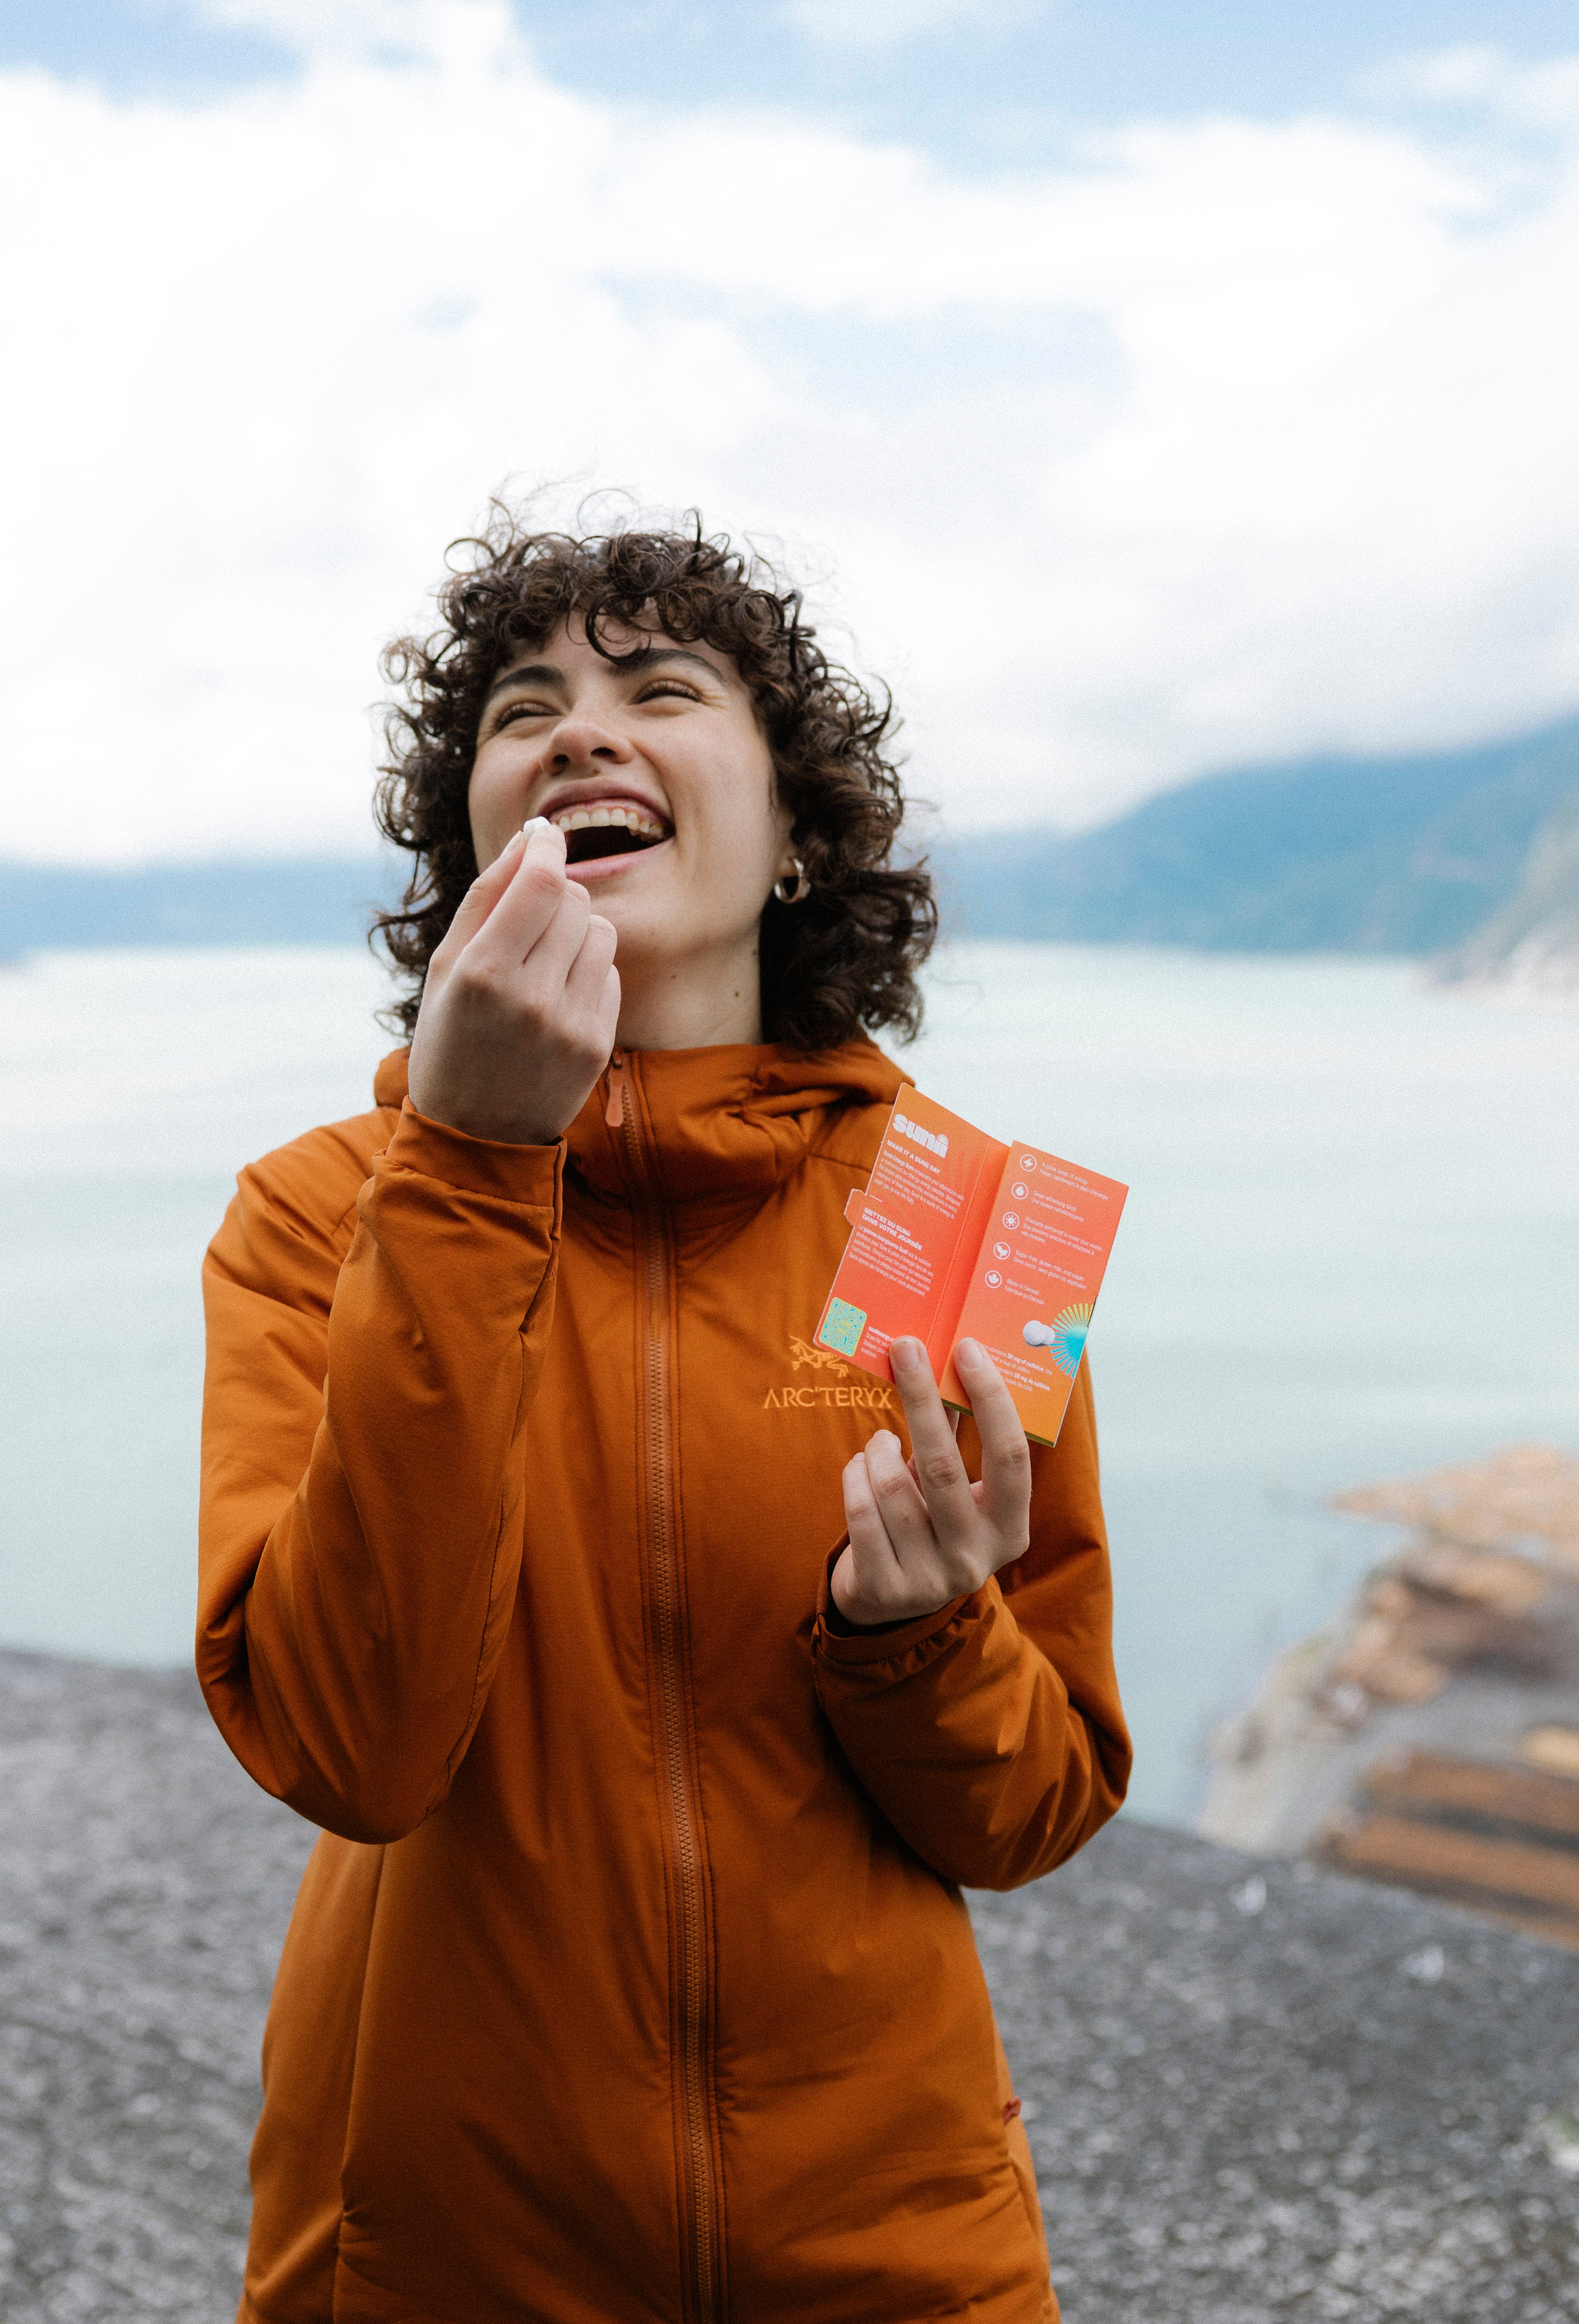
[604,1050,627,1130]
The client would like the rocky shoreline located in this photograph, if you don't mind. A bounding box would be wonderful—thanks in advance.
[1199,1447,1579,1952]
[3,1647,1578,2322]
[1435,779,1579,1001]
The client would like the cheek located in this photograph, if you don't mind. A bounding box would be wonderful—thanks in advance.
[700,740,785,860]
[684,773,782,900]
[466,753,516,866]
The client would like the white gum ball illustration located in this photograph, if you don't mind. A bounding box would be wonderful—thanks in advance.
[1023,1304,1095,1379]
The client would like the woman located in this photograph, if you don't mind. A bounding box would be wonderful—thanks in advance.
[198,515,1130,2324]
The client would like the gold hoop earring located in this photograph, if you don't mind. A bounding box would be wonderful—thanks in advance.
[773,858,810,905]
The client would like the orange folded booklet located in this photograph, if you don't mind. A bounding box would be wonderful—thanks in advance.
[815,1088,1128,1447]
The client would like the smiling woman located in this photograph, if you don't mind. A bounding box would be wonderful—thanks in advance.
[195,504,1129,2324]
[372,511,937,1052]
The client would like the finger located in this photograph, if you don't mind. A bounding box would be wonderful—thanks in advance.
[907,1404,961,1488]
[952,1339,1032,1529]
[839,1447,907,1600]
[471,820,570,967]
[887,1338,977,1539]
[563,913,619,1017]
[594,957,622,1048]
[562,911,616,991]
[440,829,526,955]
[512,874,592,995]
[859,1425,942,1571]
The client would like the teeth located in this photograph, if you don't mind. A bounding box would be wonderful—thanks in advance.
[550,803,669,839]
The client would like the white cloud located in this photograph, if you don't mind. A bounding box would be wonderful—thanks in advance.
[188,0,490,60]
[1367,42,1579,131]
[782,0,1039,51]
[0,8,1576,860]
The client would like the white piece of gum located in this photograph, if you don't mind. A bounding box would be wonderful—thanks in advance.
[521,815,551,838]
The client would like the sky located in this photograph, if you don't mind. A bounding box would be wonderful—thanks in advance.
[2,0,1577,862]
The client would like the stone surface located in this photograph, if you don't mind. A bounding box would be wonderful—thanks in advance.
[2,1647,1579,2321]
[1197,1446,1579,1864]
[977,1840,1579,2321]
[0,1650,312,2324]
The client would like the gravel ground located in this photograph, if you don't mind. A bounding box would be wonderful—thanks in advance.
[2,1646,1577,2323]
[976,1839,1579,2321]
[0,1651,312,2323]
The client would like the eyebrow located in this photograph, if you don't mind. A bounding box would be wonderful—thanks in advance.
[483,646,722,705]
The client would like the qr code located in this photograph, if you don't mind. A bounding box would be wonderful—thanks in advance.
[818,1299,867,1358]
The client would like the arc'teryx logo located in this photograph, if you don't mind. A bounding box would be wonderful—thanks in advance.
[764,1335,896,1413]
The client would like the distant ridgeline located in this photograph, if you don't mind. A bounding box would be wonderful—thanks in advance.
[3,716,1577,965]
[0,855,404,956]
[933,714,1579,960]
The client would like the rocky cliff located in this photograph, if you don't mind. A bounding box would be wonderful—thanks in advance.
[1437,783,1579,999]
[1199,1446,1579,1947]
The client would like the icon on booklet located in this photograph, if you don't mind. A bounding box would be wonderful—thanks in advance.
[818,1298,868,1359]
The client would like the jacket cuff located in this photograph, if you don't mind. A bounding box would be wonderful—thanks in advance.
[814,1545,973,1666]
[383,1099,564,1207]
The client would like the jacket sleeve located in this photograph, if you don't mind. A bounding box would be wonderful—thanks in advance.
[197,1100,562,1844]
[810,1359,1131,1890]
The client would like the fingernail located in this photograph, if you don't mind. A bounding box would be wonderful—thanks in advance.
[891,1337,926,1376]
[956,1338,983,1369]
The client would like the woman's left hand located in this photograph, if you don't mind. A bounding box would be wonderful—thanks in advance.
[830,1337,1031,1628]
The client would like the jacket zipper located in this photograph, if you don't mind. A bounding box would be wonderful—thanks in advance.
[609,1049,721,2321]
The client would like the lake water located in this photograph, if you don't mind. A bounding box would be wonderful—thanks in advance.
[3,942,1576,1824]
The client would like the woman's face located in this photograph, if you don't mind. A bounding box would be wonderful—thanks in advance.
[468,615,794,1032]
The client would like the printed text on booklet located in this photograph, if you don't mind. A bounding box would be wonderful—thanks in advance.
[816,1090,1128,1447]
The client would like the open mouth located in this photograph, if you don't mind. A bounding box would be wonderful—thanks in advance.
[550,803,672,865]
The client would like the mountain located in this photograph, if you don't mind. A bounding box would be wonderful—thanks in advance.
[932,717,1579,953]
[4,716,1578,963]
[0,855,396,956]
[1437,778,1579,994]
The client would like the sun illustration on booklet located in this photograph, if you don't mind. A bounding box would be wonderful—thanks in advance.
[817,1095,1127,1449]
[1024,1302,1094,1380]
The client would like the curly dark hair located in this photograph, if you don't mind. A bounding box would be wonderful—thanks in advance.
[371,508,936,1050]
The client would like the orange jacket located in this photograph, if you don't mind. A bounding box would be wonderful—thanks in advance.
[198,1039,1130,2324]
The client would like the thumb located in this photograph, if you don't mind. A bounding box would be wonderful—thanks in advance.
[444,830,525,952]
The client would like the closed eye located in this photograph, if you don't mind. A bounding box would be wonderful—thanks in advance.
[491,697,557,731]
[490,680,701,733]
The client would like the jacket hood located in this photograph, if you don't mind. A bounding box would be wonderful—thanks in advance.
[373,1039,908,1209]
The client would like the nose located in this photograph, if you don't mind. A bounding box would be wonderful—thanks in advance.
[544,713,634,773]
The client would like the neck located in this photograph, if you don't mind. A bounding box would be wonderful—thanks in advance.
[614,941,764,1052]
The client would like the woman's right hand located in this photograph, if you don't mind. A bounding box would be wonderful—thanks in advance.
[407,821,621,1146]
